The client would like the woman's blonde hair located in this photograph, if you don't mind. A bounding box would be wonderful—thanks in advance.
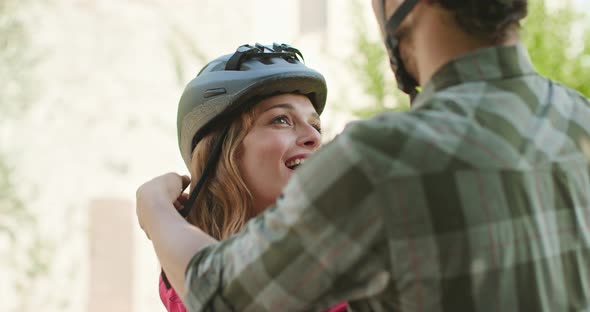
[186,109,256,240]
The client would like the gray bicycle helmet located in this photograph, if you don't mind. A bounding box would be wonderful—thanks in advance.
[177,42,327,170]
[174,42,327,219]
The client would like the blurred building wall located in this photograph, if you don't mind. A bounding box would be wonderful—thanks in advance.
[89,199,134,312]
[2,0,376,311]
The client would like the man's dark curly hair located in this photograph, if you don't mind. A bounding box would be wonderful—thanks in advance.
[437,0,528,42]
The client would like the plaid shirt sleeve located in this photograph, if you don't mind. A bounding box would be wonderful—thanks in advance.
[183,121,393,312]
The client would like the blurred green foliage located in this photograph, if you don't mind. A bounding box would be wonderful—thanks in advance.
[0,0,32,238]
[349,0,590,118]
[0,1,55,311]
[349,0,410,118]
[0,0,36,117]
[522,0,590,97]
[168,24,209,87]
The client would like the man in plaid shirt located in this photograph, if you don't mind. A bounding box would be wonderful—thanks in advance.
[136,0,590,310]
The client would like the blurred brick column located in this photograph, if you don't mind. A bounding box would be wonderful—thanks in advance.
[89,198,134,312]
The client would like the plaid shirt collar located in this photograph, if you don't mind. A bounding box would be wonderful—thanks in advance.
[413,43,536,109]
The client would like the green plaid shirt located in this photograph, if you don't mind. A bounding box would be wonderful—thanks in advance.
[184,44,590,311]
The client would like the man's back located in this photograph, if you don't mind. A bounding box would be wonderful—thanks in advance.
[180,44,590,312]
[348,44,590,311]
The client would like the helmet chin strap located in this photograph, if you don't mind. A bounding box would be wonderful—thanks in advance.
[383,0,419,33]
[178,125,230,218]
[380,0,420,101]
[161,126,230,290]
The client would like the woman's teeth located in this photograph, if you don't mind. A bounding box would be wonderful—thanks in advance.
[286,158,305,169]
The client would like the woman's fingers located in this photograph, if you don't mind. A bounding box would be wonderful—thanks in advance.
[181,175,191,191]
[178,192,189,203]
[173,190,190,211]
[173,176,191,211]
[173,199,182,210]
[136,172,191,239]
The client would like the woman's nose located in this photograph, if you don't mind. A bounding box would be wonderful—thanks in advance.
[297,124,321,149]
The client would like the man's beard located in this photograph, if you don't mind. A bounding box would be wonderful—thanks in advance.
[381,0,420,99]
[396,24,418,84]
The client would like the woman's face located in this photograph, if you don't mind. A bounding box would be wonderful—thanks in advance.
[240,93,322,214]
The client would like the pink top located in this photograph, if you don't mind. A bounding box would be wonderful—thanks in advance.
[159,275,348,312]
[159,275,186,312]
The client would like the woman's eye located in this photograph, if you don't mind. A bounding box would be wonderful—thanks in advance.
[313,124,322,134]
[272,115,291,126]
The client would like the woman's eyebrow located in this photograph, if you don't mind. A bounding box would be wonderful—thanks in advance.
[262,103,294,112]
[307,113,321,126]
[263,103,320,119]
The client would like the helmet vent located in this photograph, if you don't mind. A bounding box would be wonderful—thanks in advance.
[259,57,274,65]
[203,88,227,98]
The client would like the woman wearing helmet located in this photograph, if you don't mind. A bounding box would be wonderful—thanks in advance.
[159,43,347,312]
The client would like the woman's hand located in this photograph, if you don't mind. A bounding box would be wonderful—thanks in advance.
[136,172,190,239]
[135,172,216,298]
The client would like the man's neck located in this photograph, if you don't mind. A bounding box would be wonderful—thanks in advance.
[415,10,520,86]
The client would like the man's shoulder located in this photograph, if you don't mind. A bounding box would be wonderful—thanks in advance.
[342,109,436,140]
[336,105,472,176]
[553,81,590,105]
[341,97,470,148]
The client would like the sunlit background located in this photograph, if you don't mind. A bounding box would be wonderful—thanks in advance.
[1,0,589,311]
